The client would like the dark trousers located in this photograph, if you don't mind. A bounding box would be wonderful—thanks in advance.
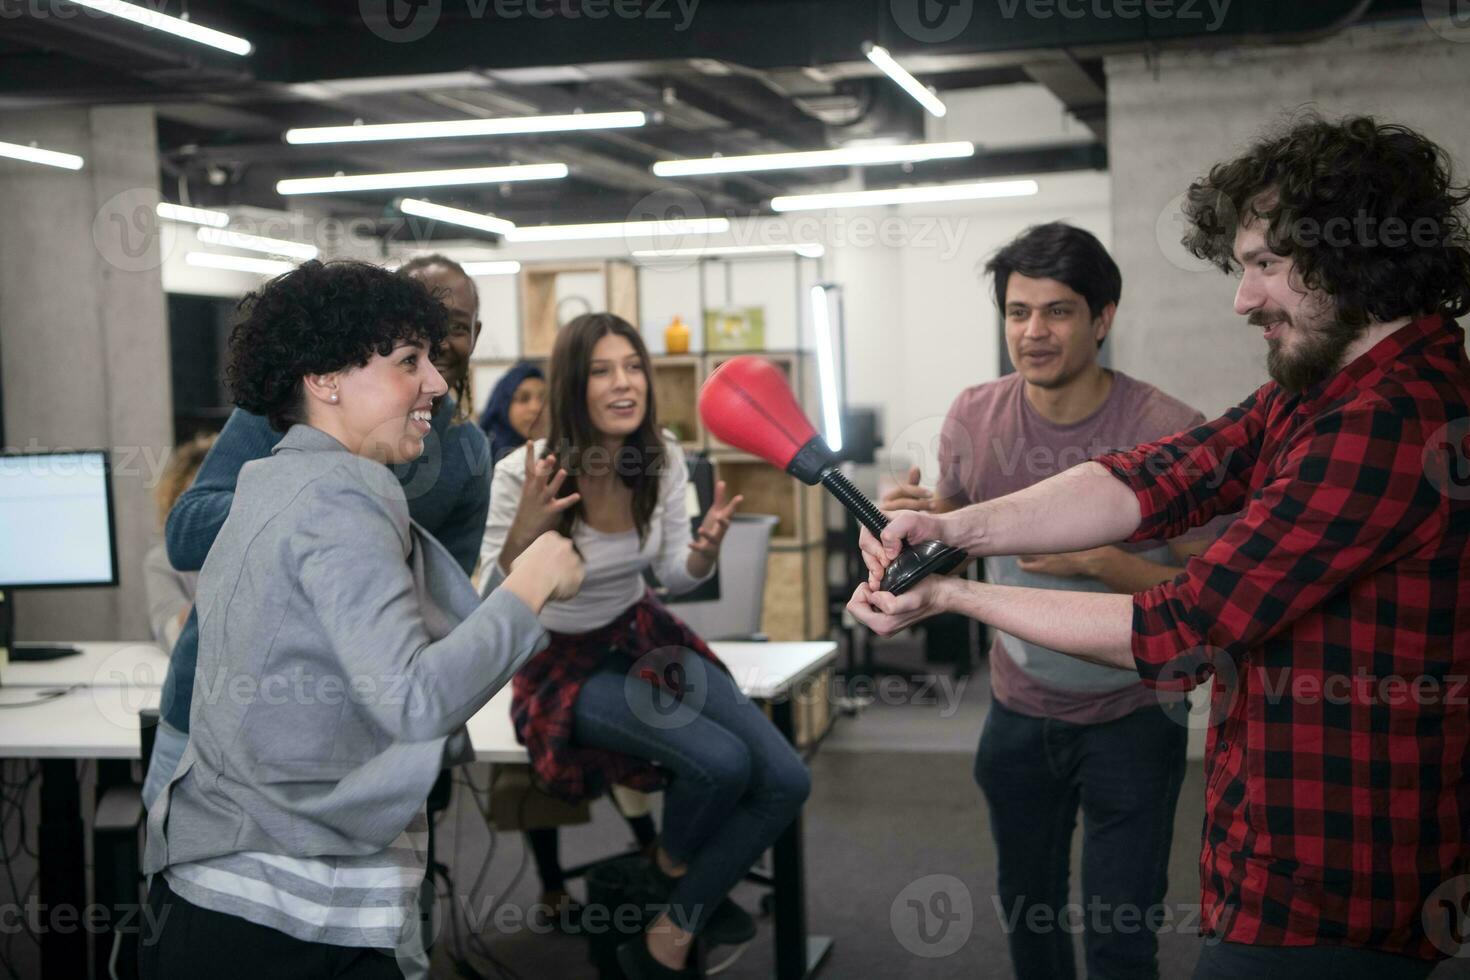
[571,649,810,935]
[139,875,403,980]
[974,698,1188,980]
[1192,940,1438,980]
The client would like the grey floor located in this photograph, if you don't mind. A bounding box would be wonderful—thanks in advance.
[426,640,1470,979]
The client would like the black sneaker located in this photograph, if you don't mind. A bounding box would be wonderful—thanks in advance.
[701,896,756,946]
[643,860,756,947]
[616,936,693,979]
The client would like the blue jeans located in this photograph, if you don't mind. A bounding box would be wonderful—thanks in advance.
[974,698,1187,980]
[143,719,189,811]
[1192,940,1436,980]
[572,649,811,935]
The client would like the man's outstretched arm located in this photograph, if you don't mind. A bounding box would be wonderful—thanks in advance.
[848,577,1135,668]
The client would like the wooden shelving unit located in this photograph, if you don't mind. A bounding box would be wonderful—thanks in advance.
[518,259,638,358]
[761,542,829,642]
[649,355,703,450]
[711,455,824,549]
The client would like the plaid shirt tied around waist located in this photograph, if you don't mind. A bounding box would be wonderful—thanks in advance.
[511,590,729,804]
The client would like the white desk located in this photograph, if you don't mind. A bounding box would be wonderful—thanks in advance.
[0,685,161,760]
[4,641,170,690]
[3,639,840,980]
[464,640,840,762]
[0,641,169,980]
[1,642,168,761]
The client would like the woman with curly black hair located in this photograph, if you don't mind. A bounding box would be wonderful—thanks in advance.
[140,260,584,980]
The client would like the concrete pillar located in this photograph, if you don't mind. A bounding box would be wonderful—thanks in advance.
[0,105,171,642]
[1106,20,1470,419]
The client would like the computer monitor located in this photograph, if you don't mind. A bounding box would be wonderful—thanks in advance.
[0,450,118,589]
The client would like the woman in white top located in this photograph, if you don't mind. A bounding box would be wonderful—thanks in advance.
[482,313,811,979]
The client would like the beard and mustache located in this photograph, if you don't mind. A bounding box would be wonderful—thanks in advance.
[1248,307,1367,394]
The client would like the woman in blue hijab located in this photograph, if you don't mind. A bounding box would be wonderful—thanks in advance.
[478,362,547,463]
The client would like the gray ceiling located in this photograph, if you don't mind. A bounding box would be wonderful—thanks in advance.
[0,0,1425,242]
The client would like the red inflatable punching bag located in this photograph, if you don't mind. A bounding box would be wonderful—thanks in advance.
[698,355,965,595]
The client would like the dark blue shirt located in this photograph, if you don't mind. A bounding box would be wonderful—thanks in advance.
[157,397,489,732]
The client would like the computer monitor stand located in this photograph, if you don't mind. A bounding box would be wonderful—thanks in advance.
[0,593,81,666]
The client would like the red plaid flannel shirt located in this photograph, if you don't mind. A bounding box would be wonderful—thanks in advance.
[511,590,728,803]
[1094,314,1470,960]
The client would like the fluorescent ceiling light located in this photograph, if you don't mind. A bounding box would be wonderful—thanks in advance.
[399,198,516,236]
[156,202,229,227]
[810,284,844,453]
[632,243,825,259]
[460,261,522,276]
[507,217,730,242]
[652,141,972,177]
[197,227,318,260]
[771,179,1039,212]
[863,43,946,118]
[286,111,647,145]
[68,0,253,56]
[186,252,293,276]
[0,140,83,171]
[276,163,568,196]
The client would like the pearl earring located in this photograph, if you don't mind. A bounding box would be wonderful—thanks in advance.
[330,393,338,403]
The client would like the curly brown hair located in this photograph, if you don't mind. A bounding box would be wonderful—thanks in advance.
[1181,112,1470,328]
[226,260,449,432]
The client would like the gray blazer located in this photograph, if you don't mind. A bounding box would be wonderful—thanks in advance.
[144,424,547,873]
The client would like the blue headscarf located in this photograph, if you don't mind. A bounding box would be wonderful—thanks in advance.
[478,362,545,465]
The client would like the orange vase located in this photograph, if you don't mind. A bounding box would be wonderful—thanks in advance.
[664,315,691,354]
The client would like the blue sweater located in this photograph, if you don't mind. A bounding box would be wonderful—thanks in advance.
[157,397,490,733]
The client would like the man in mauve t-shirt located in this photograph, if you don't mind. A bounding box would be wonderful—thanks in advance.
[883,222,1221,980]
